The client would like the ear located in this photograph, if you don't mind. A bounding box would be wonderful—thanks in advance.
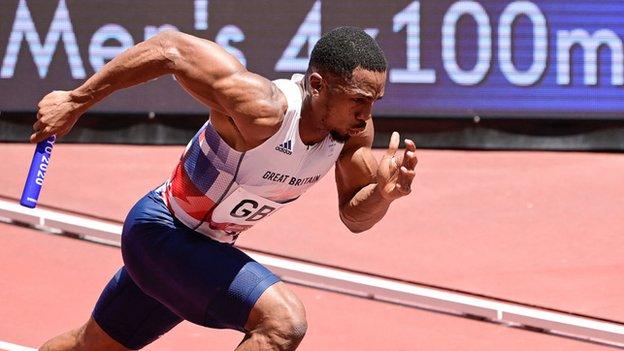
[308,72,324,97]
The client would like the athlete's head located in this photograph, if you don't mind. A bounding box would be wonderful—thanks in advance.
[306,26,387,142]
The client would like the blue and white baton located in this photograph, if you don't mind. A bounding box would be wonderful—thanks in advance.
[20,135,56,208]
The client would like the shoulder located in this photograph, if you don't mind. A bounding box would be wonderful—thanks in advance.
[214,71,288,130]
[163,31,286,119]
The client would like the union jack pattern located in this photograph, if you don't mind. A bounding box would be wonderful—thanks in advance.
[164,121,242,235]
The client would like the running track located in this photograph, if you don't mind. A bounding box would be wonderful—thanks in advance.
[1,143,623,350]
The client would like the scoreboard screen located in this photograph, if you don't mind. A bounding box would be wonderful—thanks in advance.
[0,0,622,119]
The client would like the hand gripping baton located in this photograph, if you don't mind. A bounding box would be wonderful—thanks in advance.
[20,135,56,208]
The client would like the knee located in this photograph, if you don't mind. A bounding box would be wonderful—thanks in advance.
[271,310,308,345]
[245,282,309,350]
[253,300,308,350]
[256,317,307,350]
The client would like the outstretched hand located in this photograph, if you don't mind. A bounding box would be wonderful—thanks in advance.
[30,90,83,143]
[377,131,417,201]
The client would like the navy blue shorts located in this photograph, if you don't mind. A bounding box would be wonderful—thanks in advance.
[92,189,280,349]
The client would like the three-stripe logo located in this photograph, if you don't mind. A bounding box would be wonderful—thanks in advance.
[275,140,293,155]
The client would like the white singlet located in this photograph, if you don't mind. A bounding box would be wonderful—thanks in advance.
[161,74,344,243]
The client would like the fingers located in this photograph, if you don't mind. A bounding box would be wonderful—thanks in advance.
[30,126,53,143]
[404,138,416,152]
[398,138,417,195]
[401,138,418,170]
[33,115,44,131]
[392,153,404,168]
[31,111,46,143]
[385,131,400,157]
[30,131,47,143]
[31,112,58,143]
[396,165,416,195]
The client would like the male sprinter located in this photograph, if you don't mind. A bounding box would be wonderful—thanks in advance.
[32,27,417,351]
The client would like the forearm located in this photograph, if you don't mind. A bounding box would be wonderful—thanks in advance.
[339,183,393,233]
[70,32,176,109]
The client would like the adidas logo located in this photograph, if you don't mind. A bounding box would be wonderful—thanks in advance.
[275,140,293,155]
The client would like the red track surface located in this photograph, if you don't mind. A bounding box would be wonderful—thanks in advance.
[2,143,623,349]
[0,222,615,350]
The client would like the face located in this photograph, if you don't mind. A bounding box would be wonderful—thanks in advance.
[311,68,386,142]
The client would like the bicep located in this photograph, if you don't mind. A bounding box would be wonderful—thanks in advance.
[163,32,279,120]
[335,121,378,207]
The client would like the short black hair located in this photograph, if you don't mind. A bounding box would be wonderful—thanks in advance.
[308,26,387,80]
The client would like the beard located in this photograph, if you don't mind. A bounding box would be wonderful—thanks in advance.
[323,107,351,143]
[329,119,366,143]
[329,129,350,143]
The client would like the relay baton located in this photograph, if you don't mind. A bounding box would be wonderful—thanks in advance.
[20,135,56,208]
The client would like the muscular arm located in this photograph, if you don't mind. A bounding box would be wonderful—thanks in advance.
[31,31,284,143]
[68,31,181,108]
[336,121,417,233]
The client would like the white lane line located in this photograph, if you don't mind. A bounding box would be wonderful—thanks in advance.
[1,199,623,348]
[0,340,37,351]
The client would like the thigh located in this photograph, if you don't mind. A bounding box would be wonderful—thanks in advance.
[121,190,281,331]
[92,267,182,350]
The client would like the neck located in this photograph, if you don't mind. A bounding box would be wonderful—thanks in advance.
[298,78,330,145]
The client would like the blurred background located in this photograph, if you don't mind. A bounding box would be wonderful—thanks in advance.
[1,1,623,350]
